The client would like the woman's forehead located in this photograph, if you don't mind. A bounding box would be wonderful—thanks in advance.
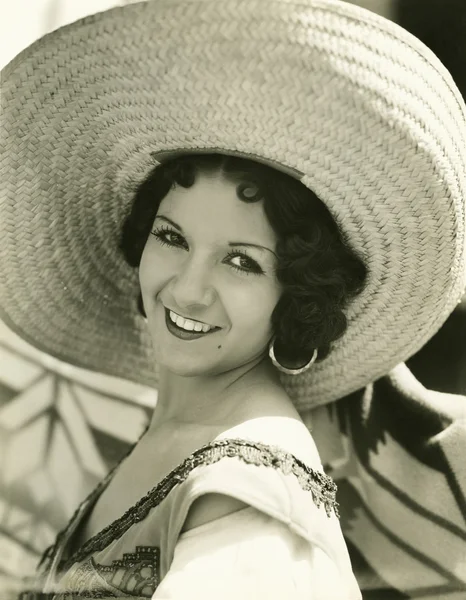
[158,173,277,243]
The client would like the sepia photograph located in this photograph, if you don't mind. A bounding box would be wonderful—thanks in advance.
[1,1,465,598]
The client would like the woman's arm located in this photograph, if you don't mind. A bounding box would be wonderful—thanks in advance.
[180,492,249,534]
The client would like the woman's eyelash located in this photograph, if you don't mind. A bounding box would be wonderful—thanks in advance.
[224,250,265,275]
[151,226,184,248]
[150,226,265,275]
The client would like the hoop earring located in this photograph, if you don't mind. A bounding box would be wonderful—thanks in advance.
[268,337,318,376]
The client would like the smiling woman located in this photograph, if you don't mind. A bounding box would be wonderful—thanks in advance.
[117,152,367,432]
[2,0,465,597]
[62,150,368,599]
[121,153,367,372]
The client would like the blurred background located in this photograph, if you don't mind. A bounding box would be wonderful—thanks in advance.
[0,0,465,591]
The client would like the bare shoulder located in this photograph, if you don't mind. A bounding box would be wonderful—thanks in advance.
[180,387,321,535]
[231,381,304,423]
[220,385,323,468]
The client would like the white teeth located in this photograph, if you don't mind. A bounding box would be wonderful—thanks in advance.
[179,317,194,330]
[169,310,213,333]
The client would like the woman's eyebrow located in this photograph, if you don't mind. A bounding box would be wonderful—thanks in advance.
[154,215,277,257]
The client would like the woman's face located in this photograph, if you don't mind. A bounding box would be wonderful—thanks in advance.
[139,172,282,376]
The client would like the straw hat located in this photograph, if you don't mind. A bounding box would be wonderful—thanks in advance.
[1,0,465,411]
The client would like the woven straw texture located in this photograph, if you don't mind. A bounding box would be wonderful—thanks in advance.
[1,0,466,410]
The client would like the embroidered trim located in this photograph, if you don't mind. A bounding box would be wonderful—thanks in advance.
[88,546,160,596]
[38,439,141,574]
[59,438,338,571]
[34,546,160,598]
[18,591,116,599]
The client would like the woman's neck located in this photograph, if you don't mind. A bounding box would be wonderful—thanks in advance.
[148,356,284,432]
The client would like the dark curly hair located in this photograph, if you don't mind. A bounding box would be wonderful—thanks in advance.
[119,153,368,365]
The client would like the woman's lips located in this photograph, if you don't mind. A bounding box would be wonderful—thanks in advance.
[164,307,220,340]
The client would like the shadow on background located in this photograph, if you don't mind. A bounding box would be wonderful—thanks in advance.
[396,0,466,395]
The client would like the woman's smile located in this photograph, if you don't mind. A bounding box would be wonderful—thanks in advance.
[164,306,222,341]
[166,306,221,331]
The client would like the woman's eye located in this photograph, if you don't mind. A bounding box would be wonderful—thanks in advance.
[150,228,264,275]
[227,252,264,275]
[150,227,186,248]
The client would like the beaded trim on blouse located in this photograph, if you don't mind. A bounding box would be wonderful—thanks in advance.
[43,437,339,573]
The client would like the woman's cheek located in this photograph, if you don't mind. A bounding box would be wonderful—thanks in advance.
[140,245,173,286]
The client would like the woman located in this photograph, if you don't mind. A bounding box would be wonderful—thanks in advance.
[55,152,366,598]
[1,0,465,598]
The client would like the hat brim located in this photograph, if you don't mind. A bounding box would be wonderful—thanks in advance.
[1,0,465,410]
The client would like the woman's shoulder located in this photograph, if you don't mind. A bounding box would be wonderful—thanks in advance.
[166,387,333,534]
[213,387,324,471]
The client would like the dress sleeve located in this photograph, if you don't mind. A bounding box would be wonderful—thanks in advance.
[152,505,356,600]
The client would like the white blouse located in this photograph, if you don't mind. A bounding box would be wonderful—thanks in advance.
[32,416,361,599]
[154,505,360,600]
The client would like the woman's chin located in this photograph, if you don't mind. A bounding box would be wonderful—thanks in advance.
[154,352,211,377]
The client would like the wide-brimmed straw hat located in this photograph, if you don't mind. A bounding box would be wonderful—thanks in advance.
[1,0,465,411]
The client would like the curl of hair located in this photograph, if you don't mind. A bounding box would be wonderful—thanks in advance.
[119,153,368,364]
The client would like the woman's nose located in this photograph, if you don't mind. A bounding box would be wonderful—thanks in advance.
[170,256,216,308]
